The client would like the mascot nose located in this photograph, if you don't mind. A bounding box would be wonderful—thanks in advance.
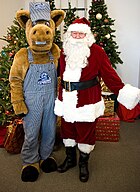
[32,26,51,37]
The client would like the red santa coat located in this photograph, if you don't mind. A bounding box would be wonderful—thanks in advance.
[55,44,124,123]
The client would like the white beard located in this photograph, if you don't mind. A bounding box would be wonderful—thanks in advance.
[63,32,95,70]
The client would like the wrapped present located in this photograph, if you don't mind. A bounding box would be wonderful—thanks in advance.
[96,113,120,142]
[102,95,114,117]
[100,79,115,117]
[100,78,112,93]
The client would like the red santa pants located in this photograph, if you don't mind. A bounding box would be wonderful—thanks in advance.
[61,118,97,145]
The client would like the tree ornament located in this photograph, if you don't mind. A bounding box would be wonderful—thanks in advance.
[9,52,13,57]
[105,34,110,39]
[104,19,109,23]
[89,10,93,14]
[5,111,10,115]
[93,33,98,37]
[14,40,17,44]
[7,35,12,40]
[96,13,102,20]
[99,42,103,46]
[1,51,6,57]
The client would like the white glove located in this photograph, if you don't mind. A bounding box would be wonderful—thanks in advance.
[117,84,140,110]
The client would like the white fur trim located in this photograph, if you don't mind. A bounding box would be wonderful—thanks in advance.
[117,84,140,110]
[67,23,91,34]
[78,143,95,154]
[63,139,76,147]
[75,99,105,122]
[62,90,78,123]
[63,66,82,82]
[54,97,105,123]
[54,99,63,116]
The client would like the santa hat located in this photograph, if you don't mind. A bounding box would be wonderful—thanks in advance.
[67,17,91,34]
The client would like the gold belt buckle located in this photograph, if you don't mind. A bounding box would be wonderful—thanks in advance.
[64,81,71,92]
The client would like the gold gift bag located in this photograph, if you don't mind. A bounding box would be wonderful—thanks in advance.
[103,96,114,117]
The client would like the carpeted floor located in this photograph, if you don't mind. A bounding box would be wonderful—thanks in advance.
[0,119,140,192]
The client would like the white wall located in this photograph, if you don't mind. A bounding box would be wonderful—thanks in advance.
[105,0,140,87]
[0,0,24,49]
[0,0,139,87]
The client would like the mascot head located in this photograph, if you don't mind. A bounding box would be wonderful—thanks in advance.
[16,2,65,54]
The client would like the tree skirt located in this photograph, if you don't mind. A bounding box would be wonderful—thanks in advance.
[0,126,7,148]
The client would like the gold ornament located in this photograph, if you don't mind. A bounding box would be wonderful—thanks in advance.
[96,13,102,20]
[105,34,110,39]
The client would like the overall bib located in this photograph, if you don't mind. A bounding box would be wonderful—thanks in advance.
[21,48,57,165]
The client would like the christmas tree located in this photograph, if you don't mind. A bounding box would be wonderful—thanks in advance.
[63,2,79,33]
[88,0,123,69]
[49,0,56,10]
[47,0,62,48]
[0,19,28,125]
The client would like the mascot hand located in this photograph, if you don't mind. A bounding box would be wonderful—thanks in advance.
[16,113,26,118]
[13,101,28,115]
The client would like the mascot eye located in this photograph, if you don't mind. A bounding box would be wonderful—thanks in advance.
[45,21,50,27]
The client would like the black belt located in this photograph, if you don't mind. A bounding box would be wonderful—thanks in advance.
[61,77,99,92]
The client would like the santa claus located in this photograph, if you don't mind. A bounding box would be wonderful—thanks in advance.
[54,17,140,182]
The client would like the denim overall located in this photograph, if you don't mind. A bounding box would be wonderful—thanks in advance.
[21,48,57,165]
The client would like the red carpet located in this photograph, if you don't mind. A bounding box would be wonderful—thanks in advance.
[0,126,7,147]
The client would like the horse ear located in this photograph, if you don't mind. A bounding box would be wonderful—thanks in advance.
[51,10,65,28]
[16,10,30,29]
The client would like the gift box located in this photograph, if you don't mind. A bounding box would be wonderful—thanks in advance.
[95,113,120,142]
[104,99,114,117]
[101,79,115,117]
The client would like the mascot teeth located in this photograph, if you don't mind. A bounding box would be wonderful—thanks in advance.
[35,41,46,45]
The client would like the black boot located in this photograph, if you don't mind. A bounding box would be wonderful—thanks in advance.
[57,147,77,173]
[79,151,90,182]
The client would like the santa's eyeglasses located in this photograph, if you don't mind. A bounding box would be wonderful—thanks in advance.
[71,31,86,39]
